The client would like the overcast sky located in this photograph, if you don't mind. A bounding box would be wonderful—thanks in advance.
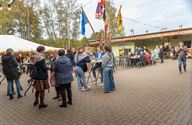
[77,0,192,38]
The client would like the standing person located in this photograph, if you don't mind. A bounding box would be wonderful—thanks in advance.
[159,46,164,63]
[92,46,104,82]
[33,46,49,109]
[102,45,116,93]
[53,50,73,108]
[50,50,60,100]
[75,48,90,91]
[176,41,188,74]
[154,46,160,61]
[2,48,23,100]
[66,49,75,66]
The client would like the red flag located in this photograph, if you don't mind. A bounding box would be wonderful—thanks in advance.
[100,0,105,8]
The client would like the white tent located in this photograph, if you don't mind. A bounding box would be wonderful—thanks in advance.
[0,35,59,51]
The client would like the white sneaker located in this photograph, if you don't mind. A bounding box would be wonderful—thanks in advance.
[99,83,103,87]
[81,88,89,91]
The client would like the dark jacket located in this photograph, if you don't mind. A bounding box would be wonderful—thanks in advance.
[66,53,75,66]
[53,56,73,84]
[2,54,20,80]
[75,56,91,72]
[34,54,48,80]
[176,47,188,59]
[159,48,164,58]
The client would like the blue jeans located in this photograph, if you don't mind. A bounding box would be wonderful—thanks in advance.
[178,57,186,71]
[92,63,103,82]
[7,79,21,95]
[75,66,88,89]
[103,67,115,93]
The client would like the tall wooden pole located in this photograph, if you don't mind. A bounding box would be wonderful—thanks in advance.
[81,7,95,34]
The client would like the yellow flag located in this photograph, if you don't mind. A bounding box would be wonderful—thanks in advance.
[117,5,123,31]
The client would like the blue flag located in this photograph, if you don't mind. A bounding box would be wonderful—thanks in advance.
[81,10,88,35]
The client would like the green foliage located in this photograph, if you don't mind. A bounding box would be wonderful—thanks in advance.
[105,1,125,38]
[80,37,89,48]
[0,0,41,41]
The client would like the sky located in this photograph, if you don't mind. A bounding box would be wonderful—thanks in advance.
[77,0,192,38]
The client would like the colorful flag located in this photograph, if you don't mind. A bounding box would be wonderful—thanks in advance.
[95,0,105,20]
[117,5,123,31]
[81,9,88,35]
[103,8,108,32]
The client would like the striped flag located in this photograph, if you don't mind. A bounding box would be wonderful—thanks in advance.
[95,0,105,20]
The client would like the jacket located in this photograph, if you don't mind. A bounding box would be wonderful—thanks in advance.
[2,54,20,80]
[159,48,164,58]
[34,53,48,80]
[102,52,114,69]
[176,46,188,59]
[66,53,75,66]
[53,56,73,84]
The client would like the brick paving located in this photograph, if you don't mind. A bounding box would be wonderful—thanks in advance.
[0,60,191,125]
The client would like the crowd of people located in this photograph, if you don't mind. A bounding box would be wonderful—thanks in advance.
[0,45,116,109]
[120,42,188,69]
[0,41,188,110]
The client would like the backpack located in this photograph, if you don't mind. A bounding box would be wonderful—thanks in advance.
[29,65,38,79]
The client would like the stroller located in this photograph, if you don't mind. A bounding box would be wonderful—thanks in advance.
[0,63,5,84]
[24,64,36,96]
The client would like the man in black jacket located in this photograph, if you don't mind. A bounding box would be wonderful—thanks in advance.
[2,48,23,100]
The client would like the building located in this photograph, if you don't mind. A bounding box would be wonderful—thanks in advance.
[89,28,192,56]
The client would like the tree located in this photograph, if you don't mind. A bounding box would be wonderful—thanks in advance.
[80,37,89,48]
[105,0,125,38]
[0,0,41,41]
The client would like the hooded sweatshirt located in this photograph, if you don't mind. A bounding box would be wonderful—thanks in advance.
[53,56,73,84]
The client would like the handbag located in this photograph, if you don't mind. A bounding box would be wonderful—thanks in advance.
[50,73,56,87]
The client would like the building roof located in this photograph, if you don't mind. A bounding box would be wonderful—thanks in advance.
[0,35,59,52]
[89,27,192,46]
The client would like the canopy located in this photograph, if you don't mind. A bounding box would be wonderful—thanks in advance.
[0,35,59,52]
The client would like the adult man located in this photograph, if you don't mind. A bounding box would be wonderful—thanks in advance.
[75,48,90,91]
[92,46,104,82]
[53,50,73,107]
[176,41,188,74]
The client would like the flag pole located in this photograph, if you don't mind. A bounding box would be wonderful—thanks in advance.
[81,7,95,34]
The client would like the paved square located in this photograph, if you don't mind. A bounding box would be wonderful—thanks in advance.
[0,60,191,125]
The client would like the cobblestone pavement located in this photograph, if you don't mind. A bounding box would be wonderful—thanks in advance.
[0,60,191,125]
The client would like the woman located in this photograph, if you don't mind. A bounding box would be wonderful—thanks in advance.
[102,45,116,93]
[2,48,23,100]
[33,46,49,109]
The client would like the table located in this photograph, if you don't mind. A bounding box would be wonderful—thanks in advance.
[87,59,102,93]
[130,56,140,67]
